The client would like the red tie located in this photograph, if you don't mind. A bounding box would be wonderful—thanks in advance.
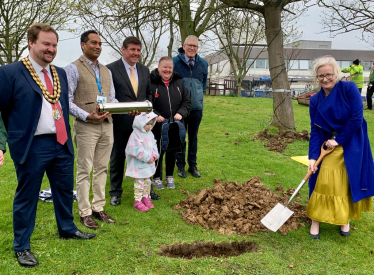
[42,68,68,145]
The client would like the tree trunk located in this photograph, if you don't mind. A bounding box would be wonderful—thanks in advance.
[236,78,242,96]
[178,0,194,43]
[264,4,295,130]
[167,16,174,57]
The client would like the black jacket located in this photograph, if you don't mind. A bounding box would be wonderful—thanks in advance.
[150,69,191,119]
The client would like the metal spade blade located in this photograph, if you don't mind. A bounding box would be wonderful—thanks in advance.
[260,142,335,232]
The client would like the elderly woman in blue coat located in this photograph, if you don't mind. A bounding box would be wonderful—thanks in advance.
[307,55,374,239]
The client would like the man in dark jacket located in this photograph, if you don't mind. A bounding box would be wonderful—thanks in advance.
[106,36,159,206]
[173,35,208,178]
[0,112,6,166]
[367,61,374,110]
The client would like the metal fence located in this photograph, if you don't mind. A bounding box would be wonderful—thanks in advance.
[207,79,315,98]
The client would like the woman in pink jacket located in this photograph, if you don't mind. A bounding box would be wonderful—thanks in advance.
[125,112,159,212]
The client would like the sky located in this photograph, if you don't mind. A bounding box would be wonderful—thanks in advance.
[297,5,373,51]
[51,4,373,68]
[53,31,116,67]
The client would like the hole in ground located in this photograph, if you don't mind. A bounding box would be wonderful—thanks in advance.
[159,240,258,259]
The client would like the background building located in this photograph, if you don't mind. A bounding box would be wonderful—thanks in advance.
[205,40,374,96]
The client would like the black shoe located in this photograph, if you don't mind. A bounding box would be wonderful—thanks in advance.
[110,196,121,206]
[150,185,161,200]
[340,230,350,237]
[15,250,38,267]
[65,229,96,240]
[188,166,201,178]
[340,224,350,236]
[309,233,320,239]
[177,167,187,178]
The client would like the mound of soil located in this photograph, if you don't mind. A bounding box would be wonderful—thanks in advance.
[159,240,258,259]
[257,128,309,152]
[174,177,309,236]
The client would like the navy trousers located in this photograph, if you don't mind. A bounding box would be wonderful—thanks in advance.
[13,135,77,252]
[176,110,202,168]
[367,85,374,110]
[109,126,133,198]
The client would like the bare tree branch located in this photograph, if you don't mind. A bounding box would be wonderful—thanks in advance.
[318,0,374,40]
[71,0,168,66]
[0,0,76,65]
[212,7,266,96]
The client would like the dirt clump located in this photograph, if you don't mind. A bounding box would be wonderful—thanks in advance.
[159,240,258,259]
[174,177,309,236]
[257,128,309,152]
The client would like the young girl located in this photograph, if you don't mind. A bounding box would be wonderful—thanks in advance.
[125,112,159,212]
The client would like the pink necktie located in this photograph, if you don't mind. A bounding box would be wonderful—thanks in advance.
[42,69,68,145]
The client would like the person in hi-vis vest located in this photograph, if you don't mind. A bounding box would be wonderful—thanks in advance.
[341,59,364,92]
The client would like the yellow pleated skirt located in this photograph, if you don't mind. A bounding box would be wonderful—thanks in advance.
[306,145,371,225]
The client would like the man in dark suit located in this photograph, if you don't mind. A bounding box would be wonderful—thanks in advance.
[0,23,95,268]
[106,36,154,206]
[0,112,6,167]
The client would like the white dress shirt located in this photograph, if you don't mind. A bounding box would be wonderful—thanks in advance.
[121,58,139,83]
[29,56,57,136]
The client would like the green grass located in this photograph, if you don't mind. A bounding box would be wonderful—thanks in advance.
[1,96,374,274]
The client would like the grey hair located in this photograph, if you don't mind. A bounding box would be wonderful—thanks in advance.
[158,56,173,65]
[312,55,342,85]
[184,35,199,45]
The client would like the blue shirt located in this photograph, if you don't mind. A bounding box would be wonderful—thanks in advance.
[184,55,195,66]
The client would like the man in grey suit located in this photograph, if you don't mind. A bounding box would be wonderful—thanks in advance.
[107,36,154,206]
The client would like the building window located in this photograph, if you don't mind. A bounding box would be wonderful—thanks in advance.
[363,62,371,71]
[212,63,218,73]
[341,61,351,69]
[246,59,255,69]
[299,60,309,70]
[289,60,299,70]
[255,59,266,69]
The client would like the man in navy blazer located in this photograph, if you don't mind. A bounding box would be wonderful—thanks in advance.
[106,36,155,206]
[0,23,95,268]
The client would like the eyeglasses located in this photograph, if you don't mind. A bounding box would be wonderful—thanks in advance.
[317,73,335,80]
[185,44,198,49]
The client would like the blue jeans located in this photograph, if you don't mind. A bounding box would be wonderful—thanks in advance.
[176,110,202,168]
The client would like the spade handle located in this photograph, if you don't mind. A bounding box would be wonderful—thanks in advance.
[285,141,335,207]
[303,141,335,182]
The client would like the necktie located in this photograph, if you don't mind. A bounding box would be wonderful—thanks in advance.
[188,59,194,69]
[42,69,68,145]
[129,66,138,97]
